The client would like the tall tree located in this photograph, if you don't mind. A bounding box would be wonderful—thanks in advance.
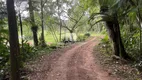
[16,1,24,49]
[62,11,84,42]
[87,0,131,59]
[57,3,85,42]
[57,0,62,42]
[29,0,38,46]
[6,0,20,79]
[40,0,46,47]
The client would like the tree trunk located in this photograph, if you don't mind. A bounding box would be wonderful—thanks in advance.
[115,20,130,59]
[19,12,23,49]
[100,6,130,59]
[40,0,46,47]
[50,25,59,42]
[57,0,62,42]
[6,0,20,79]
[31,26,38,46]
[70,30,74,43]
[59,20,62,42]
[106,21,120,56]
[29,0,38,46]
[106,20,130,59]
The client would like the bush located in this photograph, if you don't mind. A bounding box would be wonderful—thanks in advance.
[49,43,58,49]
[101,35,110,44]
[77,35,86,42]
[0,44,10,80]
[0,28,10,79]
[99,35,112,54]
[77,33,91,42]
[19,41,38,67]
[62,37,71,43]
[84,33,91,37]
[121,29,140,60]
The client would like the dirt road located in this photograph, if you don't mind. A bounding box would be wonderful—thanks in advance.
[27,37,118,80]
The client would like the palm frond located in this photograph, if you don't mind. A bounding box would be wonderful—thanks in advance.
[88,19,106,31]
[88,13,113,24]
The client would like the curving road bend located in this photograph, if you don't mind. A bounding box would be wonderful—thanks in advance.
[27,37,118,80]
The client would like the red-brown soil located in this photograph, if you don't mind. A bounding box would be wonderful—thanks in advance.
[26,37,119,80]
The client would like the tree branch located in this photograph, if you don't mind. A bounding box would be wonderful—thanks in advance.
[72,12,84,30]
[88,19,104,31]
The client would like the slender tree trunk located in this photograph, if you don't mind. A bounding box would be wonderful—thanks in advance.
[40,0,46,47]
[31,26,38,46]
[51,25,59,42]
[57,0,62,42]
[19,12,23,49]
[6,0,20,80]
[49,25,58,42]
[69,30,74,42]
[59,20,62,42]
[49,29,58,43]
[29,0,38,46]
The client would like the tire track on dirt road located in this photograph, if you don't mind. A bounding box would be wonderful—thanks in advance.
[28,37,118,80]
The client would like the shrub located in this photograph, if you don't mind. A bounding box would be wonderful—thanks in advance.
[19,41,37,68]
[99,35,112,54]
[77,35,85,41]
[101,35,110,44]
[121,29,140,60]
[84,33,91,37]
[0,28,10,79]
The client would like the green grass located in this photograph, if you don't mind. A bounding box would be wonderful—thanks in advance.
[78,32,104,37]
[45,32,58,44]
[91,33,104,37]
[20,30,104,46]
[27,31,75,45]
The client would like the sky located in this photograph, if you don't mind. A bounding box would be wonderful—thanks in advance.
[1,0,75,20]
[17,0,70,20]
[1,0,29,18]
[17,1,29,18]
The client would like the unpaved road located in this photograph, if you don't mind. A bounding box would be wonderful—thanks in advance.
[27,37,119,80]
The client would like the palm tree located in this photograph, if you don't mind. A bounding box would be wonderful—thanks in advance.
[89,0,131,59]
